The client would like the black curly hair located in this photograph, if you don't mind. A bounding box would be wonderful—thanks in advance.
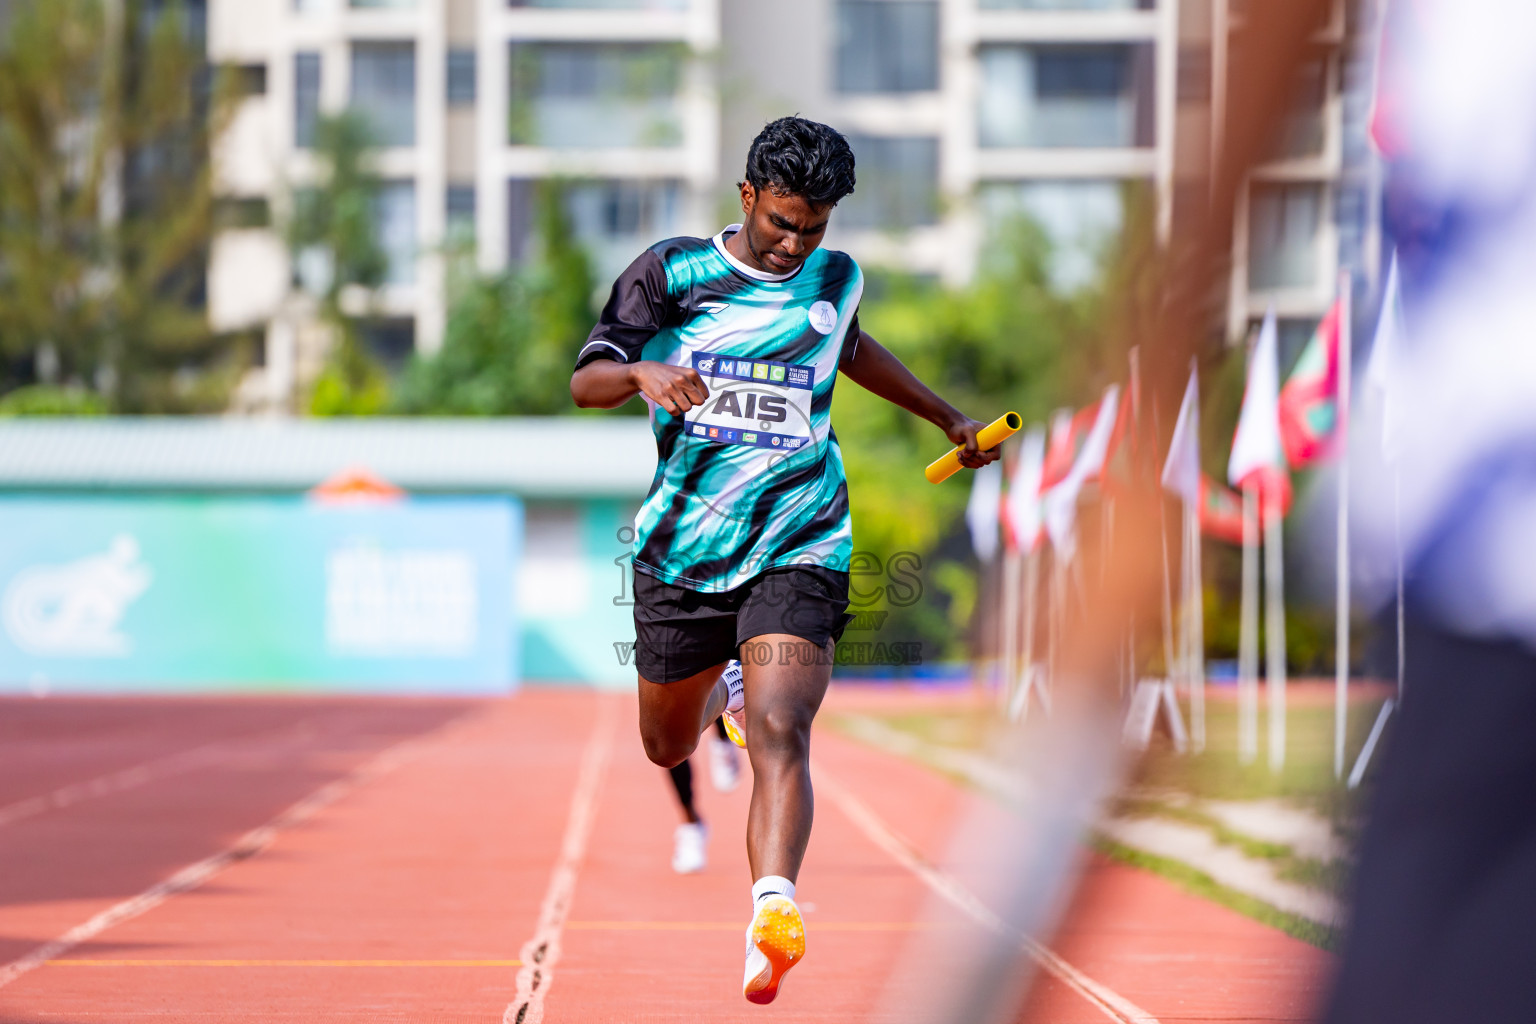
[743,116,857,207]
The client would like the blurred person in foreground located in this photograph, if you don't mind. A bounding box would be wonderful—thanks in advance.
[570,116,998,1003]
[1325,1,1536,1020]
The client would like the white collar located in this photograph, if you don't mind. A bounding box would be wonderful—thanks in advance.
[712,224,801,283]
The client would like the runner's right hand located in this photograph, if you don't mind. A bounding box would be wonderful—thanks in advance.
[631,362,710,416]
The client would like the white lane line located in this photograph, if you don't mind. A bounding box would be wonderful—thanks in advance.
[817,766,1161,1024]
[0,714,471,993]
[503,696,619,1024]
[0,721,322,830]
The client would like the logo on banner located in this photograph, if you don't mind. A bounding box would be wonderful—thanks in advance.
[1,535,152,657]
[325,543,478,656]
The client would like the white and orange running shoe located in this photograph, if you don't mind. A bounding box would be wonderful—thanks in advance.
[742,894,805,1004]
[720,660,746,749]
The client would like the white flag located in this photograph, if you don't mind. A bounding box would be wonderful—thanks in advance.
[1366,252,1403,464]
[1044,385,1121,562]
[1005,426,1047,553]
[1162,365,1201,504]
[1228,309,1285,489]
[966,460,1004,562]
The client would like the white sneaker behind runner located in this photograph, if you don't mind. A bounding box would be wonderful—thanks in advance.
[709,735,741,792]
[671,822,707,874]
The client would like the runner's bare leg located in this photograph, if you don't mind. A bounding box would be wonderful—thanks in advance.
[638,662,731,768]
[741,634,833,882]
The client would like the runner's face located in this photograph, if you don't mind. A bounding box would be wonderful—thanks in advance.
[736,184,832,275]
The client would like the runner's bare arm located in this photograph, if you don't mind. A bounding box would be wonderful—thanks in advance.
[838,330,999,469]
[571,359,711,415]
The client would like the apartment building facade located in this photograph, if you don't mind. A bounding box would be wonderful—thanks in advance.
[200,0,1372,411]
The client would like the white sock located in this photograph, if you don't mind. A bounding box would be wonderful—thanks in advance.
[752,875,796,910]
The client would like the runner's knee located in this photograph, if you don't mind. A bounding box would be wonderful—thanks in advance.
[754,704,812,761]
[640,722,693,769]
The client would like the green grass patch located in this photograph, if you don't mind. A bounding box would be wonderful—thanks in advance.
[1092,836,1341,952]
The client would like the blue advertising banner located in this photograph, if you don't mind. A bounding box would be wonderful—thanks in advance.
[0,497,520,693]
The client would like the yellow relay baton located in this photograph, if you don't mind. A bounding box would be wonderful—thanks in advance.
[924,412,1022,484]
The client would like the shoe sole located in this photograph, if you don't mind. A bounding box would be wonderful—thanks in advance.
[721,710,747,749]
[744,896,804,1004]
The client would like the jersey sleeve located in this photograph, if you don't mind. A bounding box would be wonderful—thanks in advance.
[575,250,679,369]
[838,309,862,365]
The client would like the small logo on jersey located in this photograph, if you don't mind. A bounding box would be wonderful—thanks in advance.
[699,301,729,315]
[692,425,706,436]
[744,432,758,443]
[771,437,782,446]
[770,366,786,382]
[753,364,770,380]
[709,428,720,438]
[698,356,716,374]
[723,430,738,442]
[718,360,735,375]
[808,300,838,335]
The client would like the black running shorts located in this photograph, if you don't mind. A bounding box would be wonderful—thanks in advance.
[632,566,853,684]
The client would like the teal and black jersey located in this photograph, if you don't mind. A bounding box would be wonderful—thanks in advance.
[576,225,864,594]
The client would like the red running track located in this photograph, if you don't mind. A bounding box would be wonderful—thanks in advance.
[0,688,1330,1022]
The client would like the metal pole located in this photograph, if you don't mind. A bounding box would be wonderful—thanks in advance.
[1334,269,1354,778]
[1239,486,1260,764]
[1265,488,1287,773]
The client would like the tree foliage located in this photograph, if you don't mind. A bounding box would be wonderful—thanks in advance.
[392,183,601,416]
[0,0,239,411]
[833,221,1103,657]
[288,112,392,416]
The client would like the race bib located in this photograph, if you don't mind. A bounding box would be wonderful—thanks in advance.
[684,353,815,451]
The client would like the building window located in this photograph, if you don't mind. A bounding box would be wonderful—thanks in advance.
[351,42,416,148]
[1268,57,1328,161]
[508,0,687,8]
[231,62,267,97]
[1247,182,1322,291]
[835,1,938,94]
[294,52,321,148]
[215,197,273,230]
[979,179,1127,292]
[508,43,683,148]
[375,180,417,285]
[446,184,476,237]
[509,179,682,284]
[361,318,417,370]
[447,49,476,105]
[839,135,939,230]
[979,0,1152,9]
[978,43,1154,148]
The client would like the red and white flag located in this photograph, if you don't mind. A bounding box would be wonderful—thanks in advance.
[966,460,1004,562]
[1162,367,1201,505]
[1044,385,1121,560]
[1228,310,1291,513]
[1005,425,1047,554]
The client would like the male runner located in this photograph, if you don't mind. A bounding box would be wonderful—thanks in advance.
[571,116,998,1003]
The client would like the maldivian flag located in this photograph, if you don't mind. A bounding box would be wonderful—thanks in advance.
[1279,298,1343,468]
[1199,474,1247,546]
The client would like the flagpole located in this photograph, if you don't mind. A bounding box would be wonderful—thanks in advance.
[1334,269,1354,779]
[1002,547,1021,709]
[1187,500,1206,752]
[1013,548,1041,721]
[1265,486,1287,773]
[1159,494,1178,691]
[1239,485,1260,764]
